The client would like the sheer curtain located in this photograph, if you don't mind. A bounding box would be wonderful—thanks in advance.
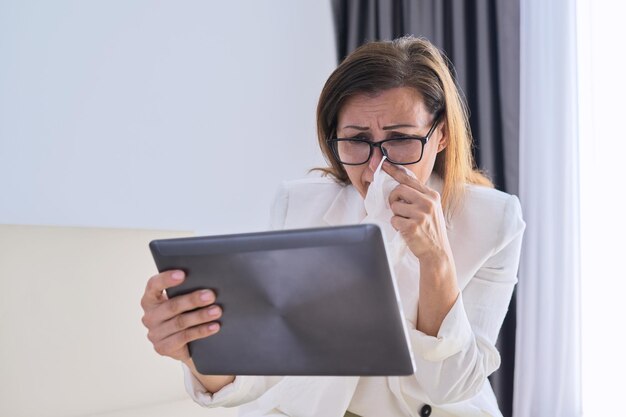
[514,0,582,416]
[578,1,626,415]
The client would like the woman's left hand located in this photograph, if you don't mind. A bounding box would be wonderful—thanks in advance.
[383,161,452,265]
[383,160,459,336]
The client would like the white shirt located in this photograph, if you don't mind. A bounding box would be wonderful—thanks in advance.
[182,176,525,417]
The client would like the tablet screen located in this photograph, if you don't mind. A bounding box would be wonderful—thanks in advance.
[150,224,414,376]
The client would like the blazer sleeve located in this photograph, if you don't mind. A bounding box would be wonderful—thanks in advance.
[182,365,281,407]
[400,194,525,405]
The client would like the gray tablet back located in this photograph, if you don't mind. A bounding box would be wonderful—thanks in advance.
[150,224,414,376]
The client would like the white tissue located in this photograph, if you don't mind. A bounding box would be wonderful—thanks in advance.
[361,157,421,324]
[362,157,413,264]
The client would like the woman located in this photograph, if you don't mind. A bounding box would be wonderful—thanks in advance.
[140,36,525,417]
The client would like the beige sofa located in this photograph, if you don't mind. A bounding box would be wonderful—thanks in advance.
[0,224,237,417]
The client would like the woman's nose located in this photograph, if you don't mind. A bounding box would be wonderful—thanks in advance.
[368,146,384,171]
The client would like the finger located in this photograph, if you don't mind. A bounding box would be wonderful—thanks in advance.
[141,270,186,310]
[389,200,418,219]
[389,186,437,214]
[149,304,223,342]
[389,184,420,204]
[152,288,217,324]
[153,322,221,357]
[382,161,430,193]
[390,214,422,236]
[388,184,436,211]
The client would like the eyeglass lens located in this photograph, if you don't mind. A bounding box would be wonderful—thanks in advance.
[335,138,424,164]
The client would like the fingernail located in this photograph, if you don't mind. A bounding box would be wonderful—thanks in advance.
[208,306,220,316]
[200,290,213,301]
[172,271,184,280]
[208,323,220,331]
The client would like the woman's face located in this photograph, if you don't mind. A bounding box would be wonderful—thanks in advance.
[336,87,447,198]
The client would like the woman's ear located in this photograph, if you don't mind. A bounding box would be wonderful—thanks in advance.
[436,123,448,152]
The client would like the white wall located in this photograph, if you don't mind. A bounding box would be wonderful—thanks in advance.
[0,0,336,235]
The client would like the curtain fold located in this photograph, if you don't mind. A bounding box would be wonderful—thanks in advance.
[330,1,519,416]
[515,0,581,416]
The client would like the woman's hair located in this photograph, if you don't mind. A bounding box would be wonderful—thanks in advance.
[316,36,492,215]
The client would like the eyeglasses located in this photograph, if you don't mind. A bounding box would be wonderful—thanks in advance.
[327,115,441,165]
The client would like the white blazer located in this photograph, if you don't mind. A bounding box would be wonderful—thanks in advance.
[183,176,525,417]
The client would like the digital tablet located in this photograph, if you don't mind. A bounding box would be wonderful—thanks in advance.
[149,224,415,376]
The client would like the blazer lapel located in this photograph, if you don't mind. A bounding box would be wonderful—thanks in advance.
[322,185,366,226]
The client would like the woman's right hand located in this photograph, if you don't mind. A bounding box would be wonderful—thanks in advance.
[141,270,235,393]
[140,270,222,363]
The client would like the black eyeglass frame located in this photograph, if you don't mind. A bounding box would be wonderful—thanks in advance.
[327,114,442,166]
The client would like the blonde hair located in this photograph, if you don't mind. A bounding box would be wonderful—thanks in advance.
[316,36,492,215]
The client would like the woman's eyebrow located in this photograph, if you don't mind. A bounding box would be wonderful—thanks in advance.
[383,124,417,130]
[341,125,369,131]
[341,123,418,131]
